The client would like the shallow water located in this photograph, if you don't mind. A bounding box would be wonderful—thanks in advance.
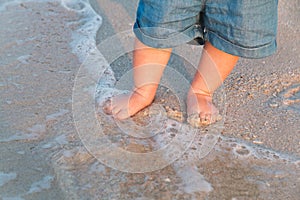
[0,0,299,199]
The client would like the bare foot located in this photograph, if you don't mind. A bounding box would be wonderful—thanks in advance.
[186,90,220,127]
[103,87,156,120]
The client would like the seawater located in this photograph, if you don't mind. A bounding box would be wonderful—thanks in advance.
[0,0,299,199]
[73,0,299,198]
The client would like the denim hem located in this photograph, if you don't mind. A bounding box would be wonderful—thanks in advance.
[206,31,277,59]
[133,22,202,49]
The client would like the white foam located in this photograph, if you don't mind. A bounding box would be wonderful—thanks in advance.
[62,150,74,158]
[217,136,300,164]
[61,0,86,11]
[15,36,37,46]
[97,67,116,88]
[0,172,17,187]
[176,166,213,194]
[16,151,25,155]
[0,124,46,142]
[89,161,106,173]
[17,55,30,64]
[54,134,69,145]
[41,143,54,149]
[0,132,39,142]
[41,134,69,149]
[27,124,46,134]
[61,0,102,62]
[46,109,69,122]
[27,175,54,194]
[61,0,120,108]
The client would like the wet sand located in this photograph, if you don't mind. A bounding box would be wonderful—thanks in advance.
[0,0,299,199]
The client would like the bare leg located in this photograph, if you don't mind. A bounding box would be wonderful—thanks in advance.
[187,42,239,125]
[106,38,172,119]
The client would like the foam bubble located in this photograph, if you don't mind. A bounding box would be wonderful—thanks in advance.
[217,136,300,164]
[232,144,251,158]
[61,0,86,11]
[97,67,116,88]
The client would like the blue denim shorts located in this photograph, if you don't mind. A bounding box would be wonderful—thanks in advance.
[133,0,278,58]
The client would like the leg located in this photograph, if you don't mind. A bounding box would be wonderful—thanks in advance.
[107,38,172,120]
[187,41,239,125]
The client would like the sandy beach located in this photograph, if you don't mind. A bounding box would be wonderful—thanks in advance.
[0,0,299,199]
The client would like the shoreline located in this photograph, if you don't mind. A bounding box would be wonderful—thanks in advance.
[0,0,299,199]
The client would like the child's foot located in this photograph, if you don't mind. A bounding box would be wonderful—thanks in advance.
[186,90,220,127]
[103,86,156,120]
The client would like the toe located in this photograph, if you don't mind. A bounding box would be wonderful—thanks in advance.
[210,115,217,124]
[199,112,206,122]
[102,99,113,115]
[115,108,130,120]
[200,117,209,126]
[111,104,121,116]
[205,114,212,124]
[199,112,208,122]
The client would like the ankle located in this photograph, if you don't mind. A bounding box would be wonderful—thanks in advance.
[188,88,213,97]
[133,85,157,104]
